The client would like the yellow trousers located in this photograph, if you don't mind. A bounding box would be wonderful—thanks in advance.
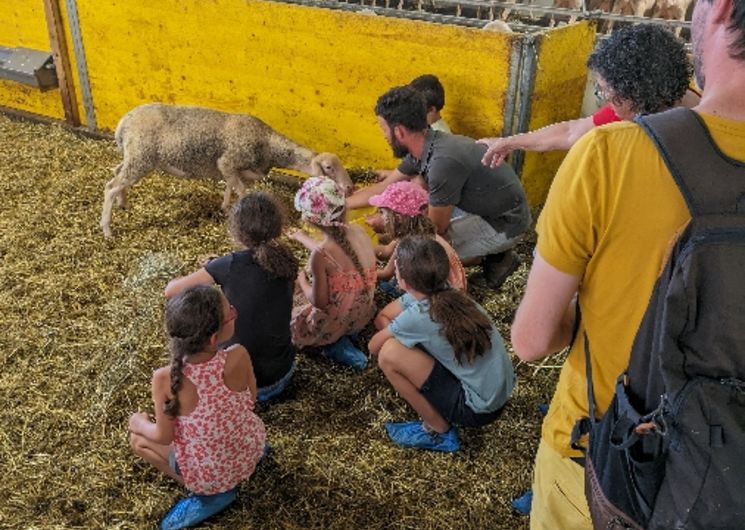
[530,439,592,530]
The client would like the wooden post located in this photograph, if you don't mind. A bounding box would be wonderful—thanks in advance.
[42,0,80,126]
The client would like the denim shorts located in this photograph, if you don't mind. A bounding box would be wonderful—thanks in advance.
[448,207,518,259]
[420,358,505,427]
[168,449,181,476]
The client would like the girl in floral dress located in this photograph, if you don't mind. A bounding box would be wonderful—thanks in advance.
[290,177,377,370]
[128,285,265,529]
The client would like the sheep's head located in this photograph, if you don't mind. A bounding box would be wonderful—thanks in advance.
[310,153,354,196]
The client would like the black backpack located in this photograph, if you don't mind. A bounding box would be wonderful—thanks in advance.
[573,108,745,529]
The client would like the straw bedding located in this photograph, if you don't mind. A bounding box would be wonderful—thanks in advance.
[0,112,563,530]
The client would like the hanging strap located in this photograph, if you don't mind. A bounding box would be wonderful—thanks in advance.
[635,108,745,216]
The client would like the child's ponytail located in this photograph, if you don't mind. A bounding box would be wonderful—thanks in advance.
[230,191,299,281]
[163,285,223,417]
[396,236,492,364]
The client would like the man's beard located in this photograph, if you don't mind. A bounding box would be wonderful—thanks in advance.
[390,137,409,158]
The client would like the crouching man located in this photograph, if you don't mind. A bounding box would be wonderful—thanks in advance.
[371,86,531,289]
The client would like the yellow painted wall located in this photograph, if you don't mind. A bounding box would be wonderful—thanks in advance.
[0,2,65,118]
[0,0,594,205]
[520,21,596,204]
[74,0,516,170]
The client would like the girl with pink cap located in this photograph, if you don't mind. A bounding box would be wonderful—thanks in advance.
[368,180,466,295]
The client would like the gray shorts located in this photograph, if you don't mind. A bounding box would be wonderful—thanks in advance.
[448,208,519,259]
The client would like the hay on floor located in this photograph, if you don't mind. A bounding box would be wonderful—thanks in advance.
[0,112,562,530]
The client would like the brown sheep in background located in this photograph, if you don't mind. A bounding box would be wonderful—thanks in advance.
[651,0,696,35]
[101,103,353,237]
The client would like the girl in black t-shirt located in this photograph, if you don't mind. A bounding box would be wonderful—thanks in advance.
[165,192,299,401]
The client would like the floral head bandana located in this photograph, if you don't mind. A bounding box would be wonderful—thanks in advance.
[294,177,347,227]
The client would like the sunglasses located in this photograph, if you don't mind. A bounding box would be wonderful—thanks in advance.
[594,82,612,103]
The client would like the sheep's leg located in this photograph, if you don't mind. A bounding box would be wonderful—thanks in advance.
[101,179,127,237]
[100,161,148,237]
[111,163,128,208]
[217,156,262,211]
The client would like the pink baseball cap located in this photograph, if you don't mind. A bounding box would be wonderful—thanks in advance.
[369,181,429,217]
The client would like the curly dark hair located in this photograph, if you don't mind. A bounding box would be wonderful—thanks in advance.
[587,24,691,115]
[229,191,298,281]
[396,236,492,365]
[164,285,223,417]
[374,86,428,131]
[409,74,445,112]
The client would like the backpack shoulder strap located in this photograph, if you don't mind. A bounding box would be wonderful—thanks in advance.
[635,108,745,216]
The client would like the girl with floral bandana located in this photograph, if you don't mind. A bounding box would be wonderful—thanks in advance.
[289,177,377,369]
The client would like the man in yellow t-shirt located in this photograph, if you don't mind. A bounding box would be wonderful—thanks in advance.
[510,3,745,528]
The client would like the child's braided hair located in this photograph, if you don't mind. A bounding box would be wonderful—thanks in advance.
[163,285,223,417]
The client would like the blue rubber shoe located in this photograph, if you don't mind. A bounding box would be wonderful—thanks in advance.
[159,488,237,530]
[379,279,403,297]
[537,403,549,416]
[323,336,368,370]
[384,421,460,453]
[511,489,533,515]
[260,442,270,463]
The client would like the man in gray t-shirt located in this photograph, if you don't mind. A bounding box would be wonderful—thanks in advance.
[373,86,531,289]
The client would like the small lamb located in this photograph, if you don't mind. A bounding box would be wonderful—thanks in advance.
[100,103,354,237]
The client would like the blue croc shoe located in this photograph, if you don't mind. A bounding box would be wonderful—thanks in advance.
[159,488,238,530]
[511,489,533,515]
[385,421,460,453]
[323,336,368,370]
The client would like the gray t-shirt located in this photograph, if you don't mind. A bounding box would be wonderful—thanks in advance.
[397,129,531,239]
[389,293,515,413]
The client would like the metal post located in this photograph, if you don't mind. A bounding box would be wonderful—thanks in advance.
[510,33,537,176]
[502,36,523,139]
[63,0,96,130]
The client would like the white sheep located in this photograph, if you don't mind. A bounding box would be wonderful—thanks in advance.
[100,103,353,237]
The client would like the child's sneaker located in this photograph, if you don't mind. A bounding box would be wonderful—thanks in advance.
[159,488,237,530]
[323,336,368,370]
[384,421,460,452]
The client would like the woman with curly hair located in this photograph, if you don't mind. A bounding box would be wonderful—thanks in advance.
[165,191,299,401]
[480,24,697,167]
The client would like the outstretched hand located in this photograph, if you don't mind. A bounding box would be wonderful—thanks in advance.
[373,168,395,182]
[476,137,513,168]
